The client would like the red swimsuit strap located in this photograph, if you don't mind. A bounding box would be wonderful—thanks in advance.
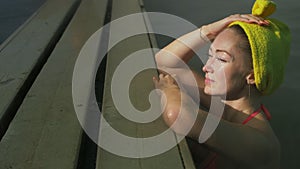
[242,104,271,125]
[204,104,272,169]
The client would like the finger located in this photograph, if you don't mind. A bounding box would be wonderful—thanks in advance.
[230,14,267,25]
[171,74,177,83]
[159,73,164,79]
[152,76,157,86]
[153,77,161,90]
[244,14,264,22]
[168,75,175,83]
[153,76,158,83]
[240,14,269,25]
[253,16,270,25]
[227,14,252,25]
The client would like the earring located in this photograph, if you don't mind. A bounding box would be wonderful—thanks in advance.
[248,84,251,99]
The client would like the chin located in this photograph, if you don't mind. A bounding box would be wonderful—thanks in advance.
[204,86,226,96]
[204,87,214,96]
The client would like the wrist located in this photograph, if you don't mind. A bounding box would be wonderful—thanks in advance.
[200,26,215,41]
[162,85,180,94]
[160,86,181,109]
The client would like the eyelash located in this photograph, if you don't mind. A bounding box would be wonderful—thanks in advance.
[217,57,227,62]
[207,54,228,63]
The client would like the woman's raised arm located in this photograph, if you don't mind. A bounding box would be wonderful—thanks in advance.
[154,14,268,69]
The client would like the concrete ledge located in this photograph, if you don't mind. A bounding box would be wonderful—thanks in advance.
[0,0,81,139]
[0,0,107,168]
[96,0,196,168]
[0,0,196,168]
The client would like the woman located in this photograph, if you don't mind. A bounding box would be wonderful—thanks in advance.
[153,0,290,168]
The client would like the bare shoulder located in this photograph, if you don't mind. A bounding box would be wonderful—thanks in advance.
[241,116,281,169]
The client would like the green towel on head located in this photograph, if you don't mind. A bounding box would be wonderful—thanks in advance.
[230,0,291,95]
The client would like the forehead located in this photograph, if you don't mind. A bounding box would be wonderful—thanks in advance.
[211,29,240,53]
[211,29,248,58]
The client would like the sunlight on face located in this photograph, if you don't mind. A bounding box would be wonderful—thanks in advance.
[202,28,252,99]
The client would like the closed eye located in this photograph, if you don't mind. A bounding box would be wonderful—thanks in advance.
[216,57,228,62]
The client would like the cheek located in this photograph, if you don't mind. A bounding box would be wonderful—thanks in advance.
[204,65,247,95]
[204,68,228,95]
[216,66,245,90]
[214,67,228,86]
[225,71,246,92]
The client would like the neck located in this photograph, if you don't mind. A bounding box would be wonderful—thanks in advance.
[222,85,262,116]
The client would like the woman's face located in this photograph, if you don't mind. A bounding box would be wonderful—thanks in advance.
[202,28,252,99]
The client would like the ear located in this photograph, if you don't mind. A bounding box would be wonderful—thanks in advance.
[246,70,255,85]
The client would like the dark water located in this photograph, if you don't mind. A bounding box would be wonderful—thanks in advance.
[0,0,45,44]
[0,0,299,168]
[143,0,300,169]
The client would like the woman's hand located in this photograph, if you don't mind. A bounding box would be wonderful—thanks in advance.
[153,74,179,92]
[201,14,269,41]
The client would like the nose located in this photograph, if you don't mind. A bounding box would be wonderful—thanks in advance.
[202,57,214,73]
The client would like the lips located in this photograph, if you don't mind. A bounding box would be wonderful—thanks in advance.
[205,75,215,84]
